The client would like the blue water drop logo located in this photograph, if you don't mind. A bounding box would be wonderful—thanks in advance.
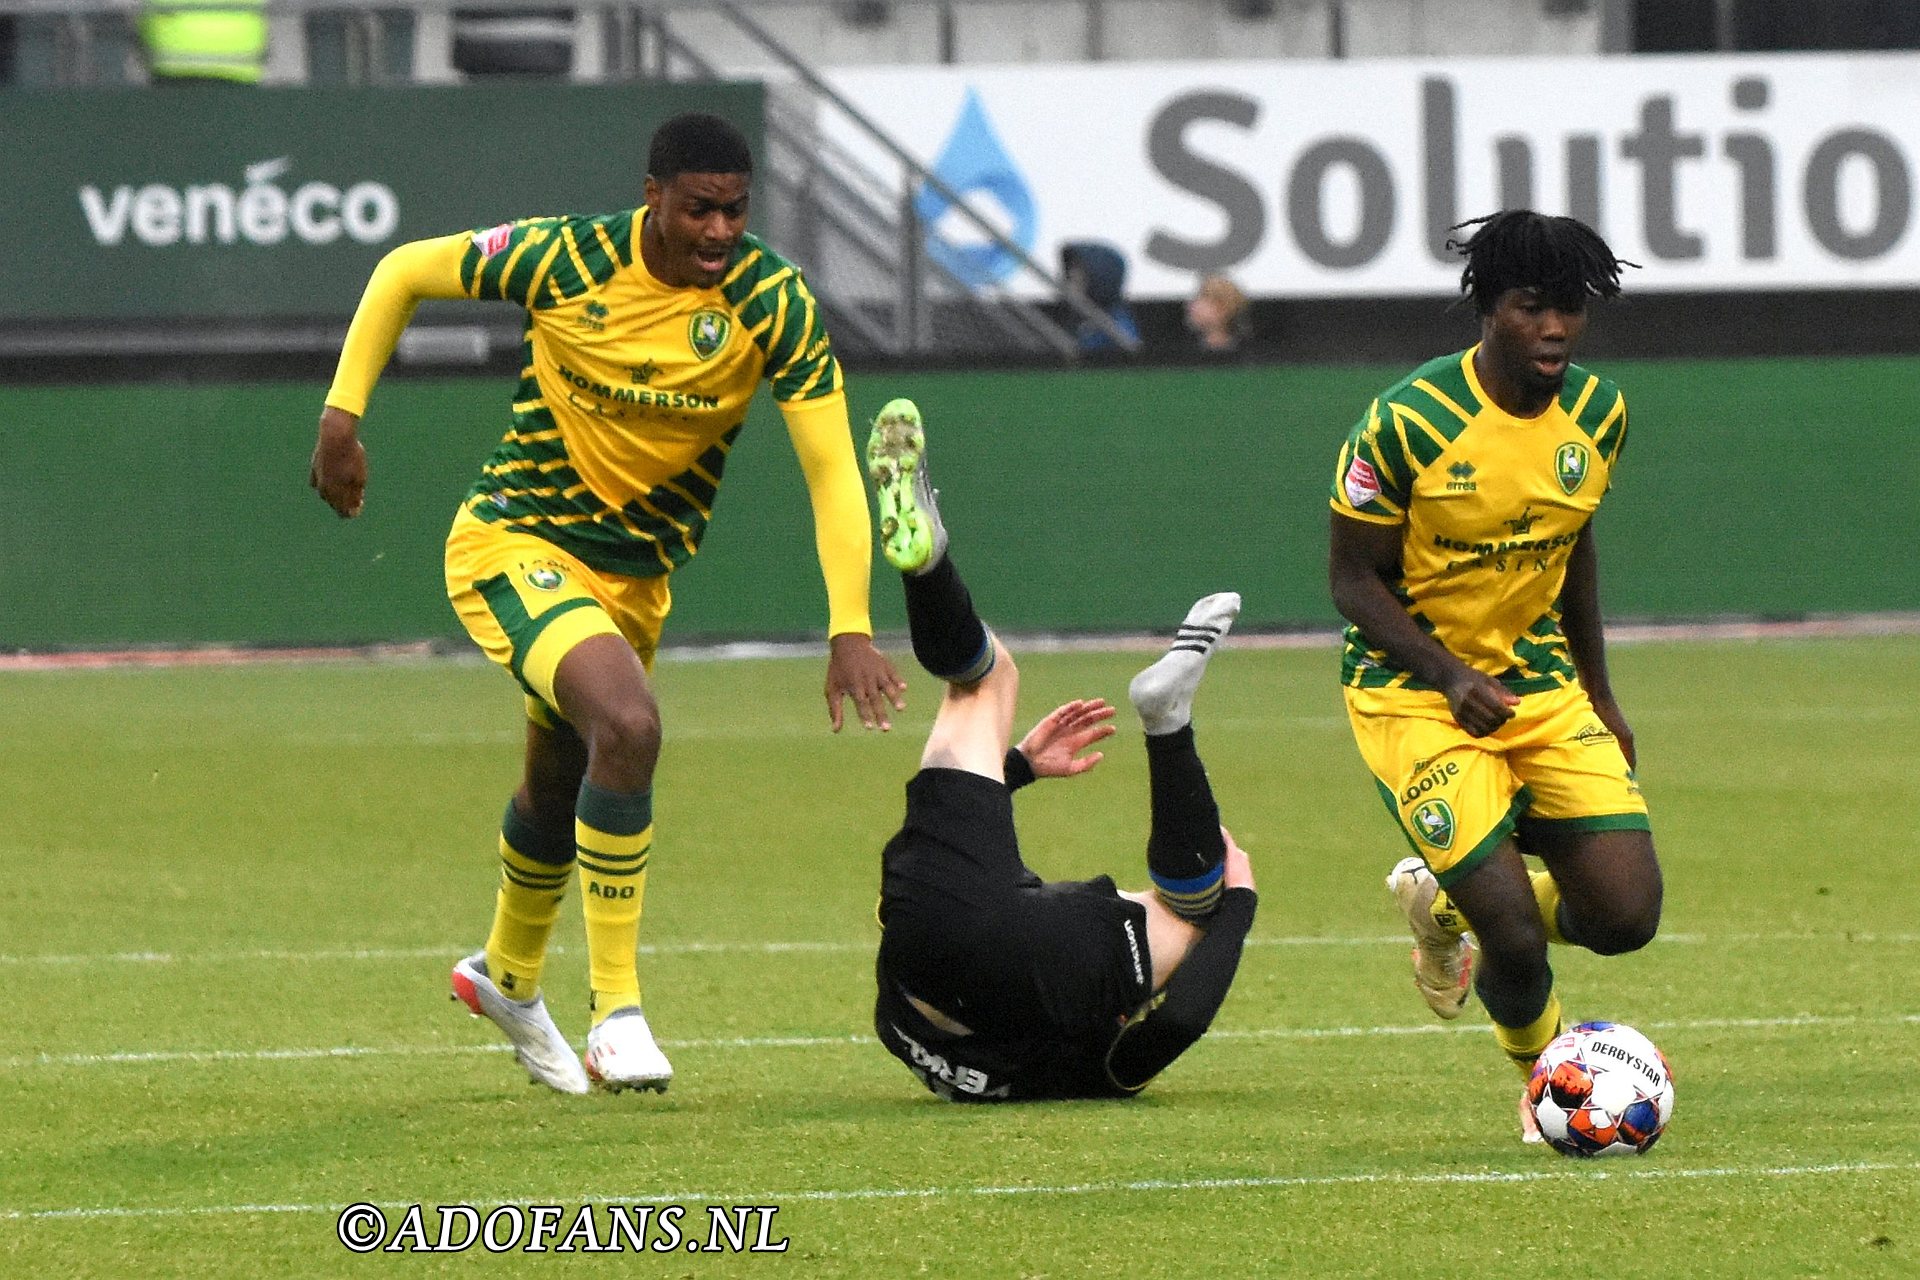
[915,88,1038,288]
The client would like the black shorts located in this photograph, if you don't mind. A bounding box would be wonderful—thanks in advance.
[874,768,1151,1100]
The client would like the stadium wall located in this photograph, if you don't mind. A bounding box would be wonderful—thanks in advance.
[2,357,1913,651]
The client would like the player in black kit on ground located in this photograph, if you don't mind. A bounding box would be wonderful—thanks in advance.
[864,397,1257,1101]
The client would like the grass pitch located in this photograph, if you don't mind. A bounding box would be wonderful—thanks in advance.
[3,637,1916,1277]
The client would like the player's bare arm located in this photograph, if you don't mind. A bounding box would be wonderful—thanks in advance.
[1327,510,1518,735]
[309,405,367,518]
[825,632,907,733]
[1558,521,1635,767]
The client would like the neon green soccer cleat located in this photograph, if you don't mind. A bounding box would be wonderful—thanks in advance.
[866,397,947,574]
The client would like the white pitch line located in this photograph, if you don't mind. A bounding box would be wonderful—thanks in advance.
[5,1160,1915,1223]
[2,929,1915,968]
[8,1013,1915,1072]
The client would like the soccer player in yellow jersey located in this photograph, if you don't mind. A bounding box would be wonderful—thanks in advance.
[1327,211,1662,1143]
[308,113,905,1095]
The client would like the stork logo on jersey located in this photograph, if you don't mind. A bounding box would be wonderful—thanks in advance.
[525,565,566,591]
[1411,799,1456,850]
[472,222,513,259]
[77,157,400,248]
[1556,442,1591,495]
[688,310,731,360]
[1343,456,1382,508]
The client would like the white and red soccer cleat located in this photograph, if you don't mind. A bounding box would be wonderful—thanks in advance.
[450,952,589,1095]
[584,1007,674,1094]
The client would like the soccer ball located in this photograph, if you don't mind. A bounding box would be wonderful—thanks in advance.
[1526,1021,1674,1157]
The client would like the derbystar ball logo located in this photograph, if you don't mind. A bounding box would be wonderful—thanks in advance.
[472,222,513,258]
[1412,799,1456,850]
[1344,456,1382,508]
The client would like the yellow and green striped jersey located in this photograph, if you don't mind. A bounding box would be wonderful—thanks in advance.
[1329,346,1628,692]
[460,208,843,578]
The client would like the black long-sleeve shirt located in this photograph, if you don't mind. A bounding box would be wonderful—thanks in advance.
[1104,886,1257,1092]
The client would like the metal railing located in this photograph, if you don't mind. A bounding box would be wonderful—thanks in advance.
[0,0,1148,361]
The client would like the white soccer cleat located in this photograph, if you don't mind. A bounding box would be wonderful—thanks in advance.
[584,1007,674,1094]
[1385,856,1475,1020]
[450,952,590,1095]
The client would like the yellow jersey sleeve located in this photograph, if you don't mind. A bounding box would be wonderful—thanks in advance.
[323,233,472,417]
[779,391,873,637]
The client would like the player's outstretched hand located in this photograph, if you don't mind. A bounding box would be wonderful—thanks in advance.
[826,633,907,732]
[310,406,367,518]
[1018,698,1118,779]
[1222,827,1254,893]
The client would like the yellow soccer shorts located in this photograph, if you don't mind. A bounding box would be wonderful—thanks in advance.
[445,505,672,726]
[1343,682,1650,888]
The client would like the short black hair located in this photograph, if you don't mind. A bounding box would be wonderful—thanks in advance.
[1450,210,1635,314]
[647,112,753,182]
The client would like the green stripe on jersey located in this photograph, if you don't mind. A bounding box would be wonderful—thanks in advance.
[467,424,744,579]
[722,235,842,403]
[1594,400,1628,464]
[1389,403,1450,470]
[1407,351,1483,419]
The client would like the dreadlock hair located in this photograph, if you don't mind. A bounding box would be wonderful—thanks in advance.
[1450,210,1636,315]
[647,112,753,182]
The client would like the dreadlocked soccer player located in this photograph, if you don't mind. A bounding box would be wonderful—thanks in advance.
[864,398,1257,1102]
[1326,210,1660,1142]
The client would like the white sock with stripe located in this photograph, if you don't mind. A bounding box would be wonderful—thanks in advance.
[1128,592,1242,736]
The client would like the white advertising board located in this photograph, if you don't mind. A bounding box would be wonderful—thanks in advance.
[824,54,1920,298]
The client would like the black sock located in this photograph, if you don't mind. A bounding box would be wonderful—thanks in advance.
[903,553,993,684]
[1145,724,1227,920]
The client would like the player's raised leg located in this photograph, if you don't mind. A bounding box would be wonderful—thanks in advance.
[1123,592,1240,986]
[1385,856,1476,1020]
[867,397,948,581]
[1130,592,1238,908]
[867,398,1016,777]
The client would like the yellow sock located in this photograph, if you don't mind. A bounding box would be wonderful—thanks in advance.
[576,779,652,1026]
[1493,990,1565,1079]
[1529,869,1570,945]
[483,799,574,1000]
